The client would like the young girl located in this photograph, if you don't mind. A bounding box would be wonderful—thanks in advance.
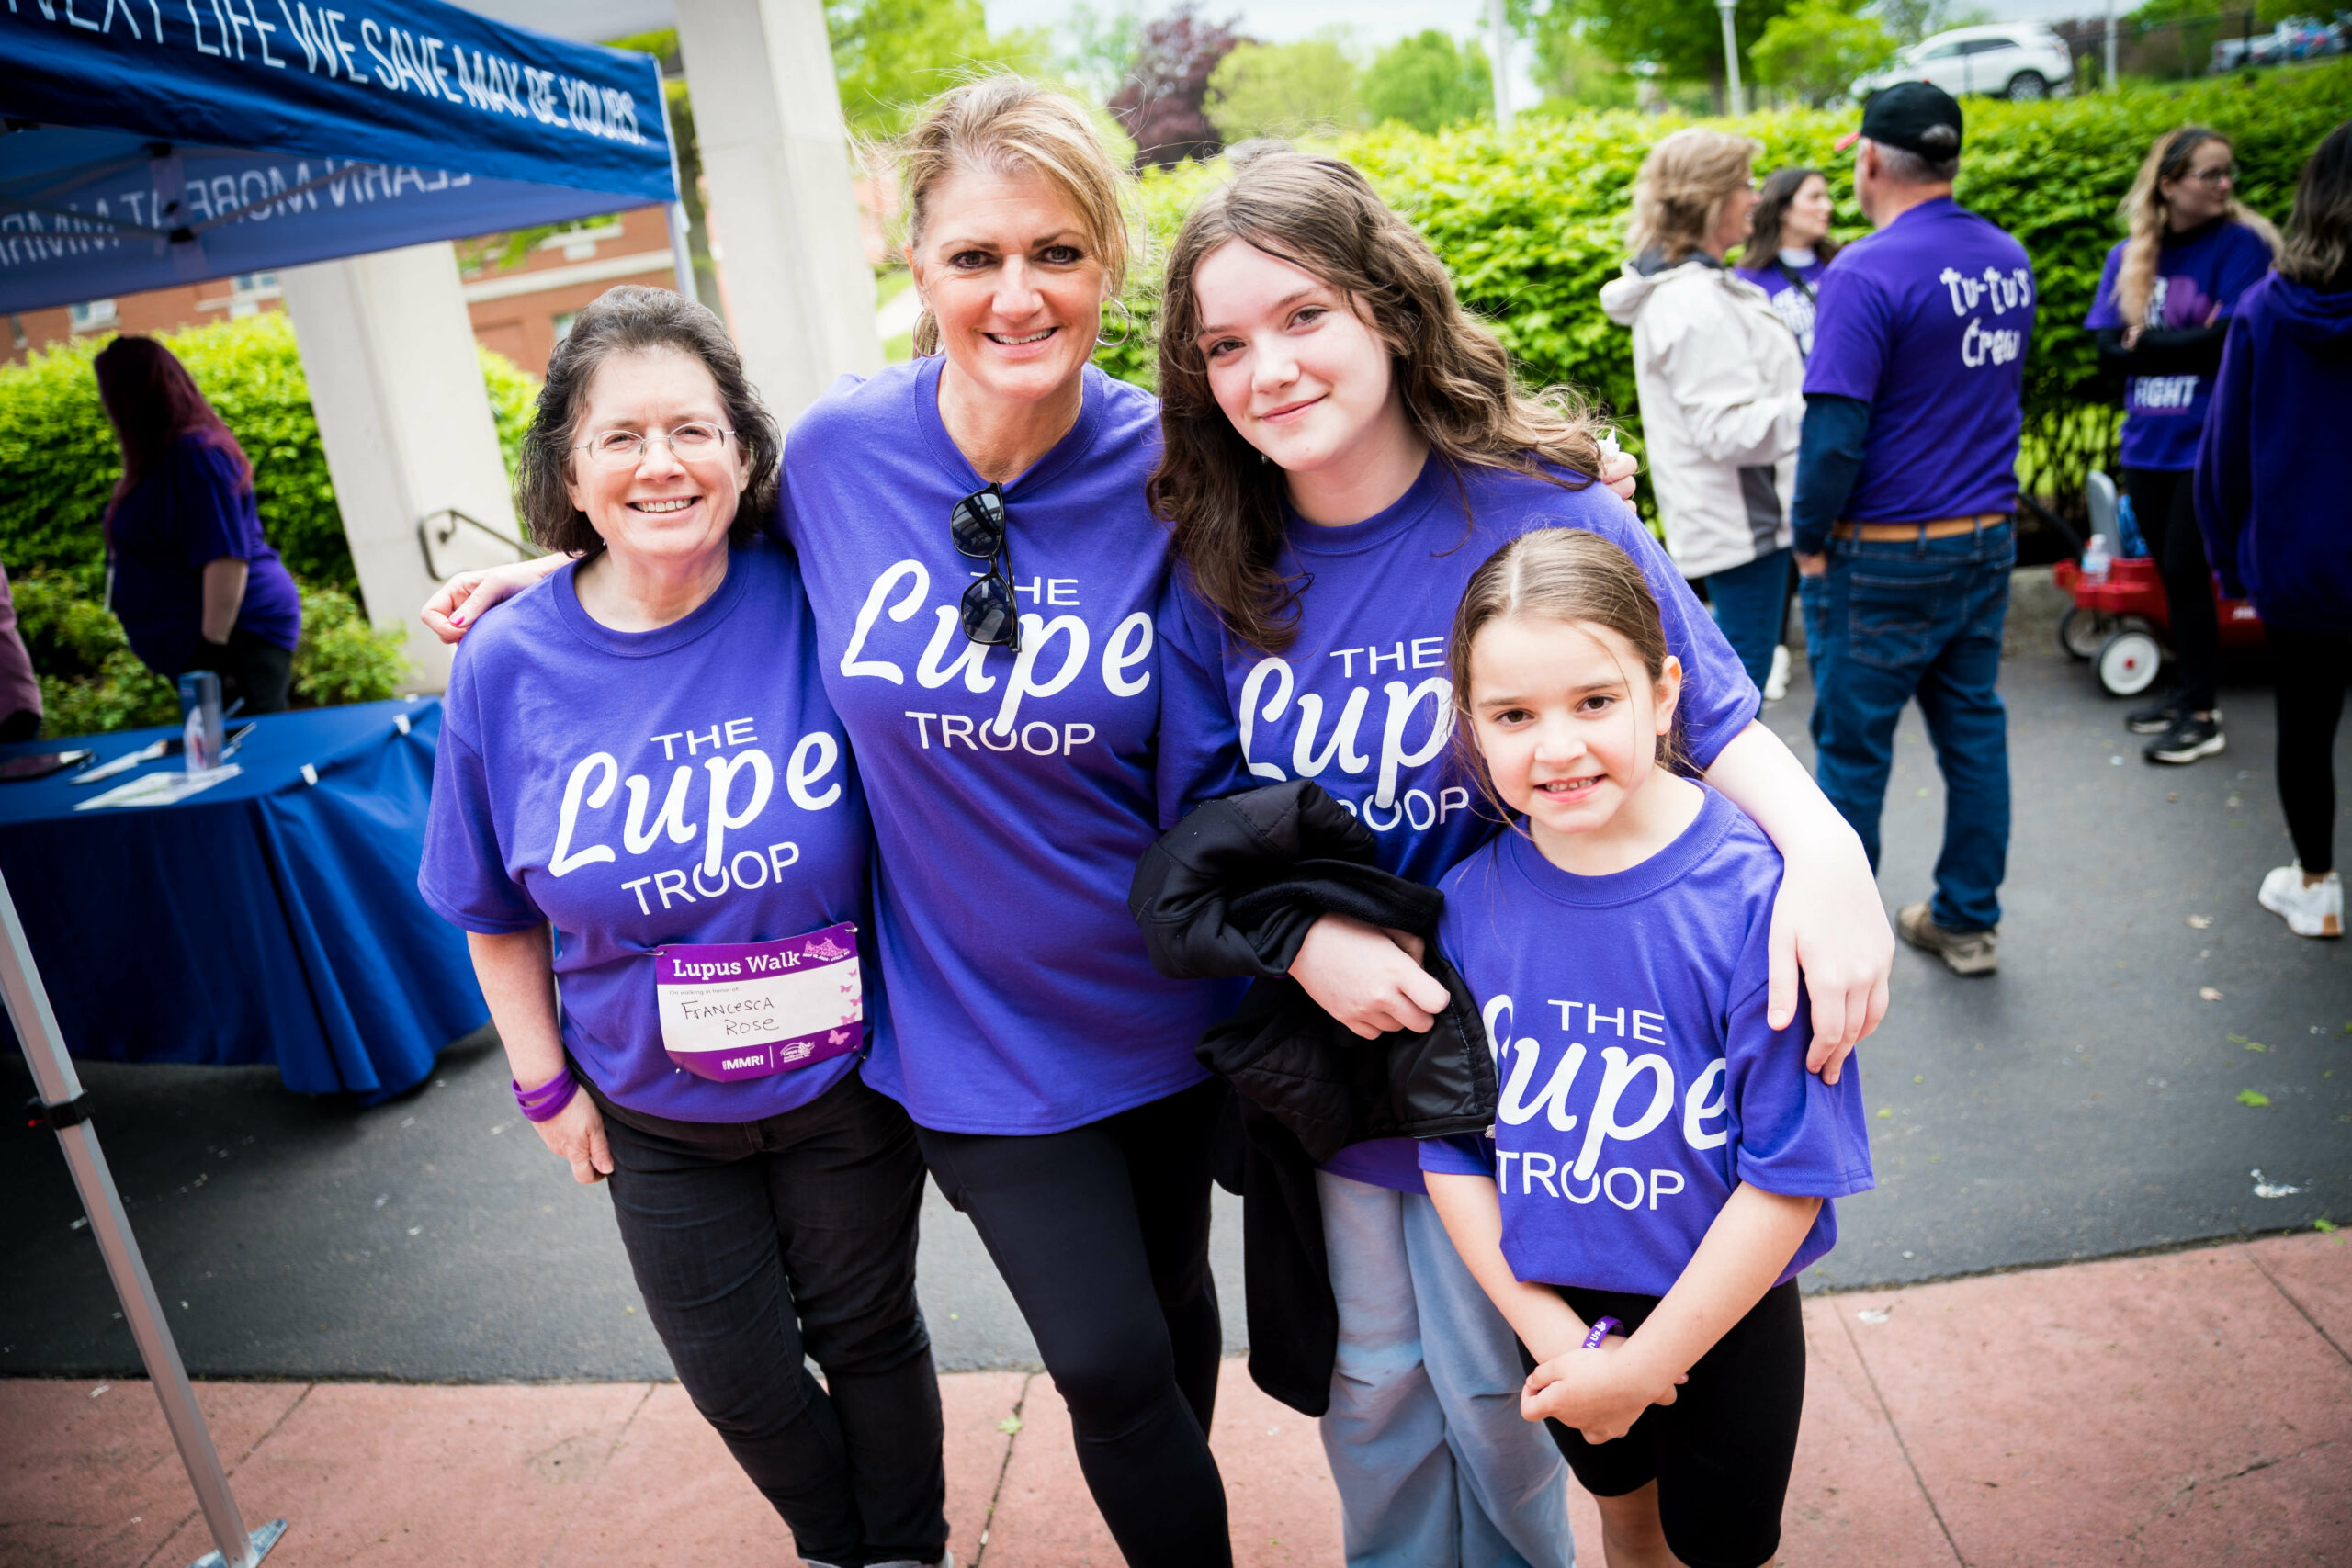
[1421,527,1873,1568]
[1149,144,1889,1566]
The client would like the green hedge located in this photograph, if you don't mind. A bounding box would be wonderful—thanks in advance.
[0,311,540,733]
[0,311,539,603]
[1098,62,2352,516]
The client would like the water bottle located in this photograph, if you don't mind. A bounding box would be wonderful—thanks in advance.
[178,670,223,773]
[2081,534,2112,581]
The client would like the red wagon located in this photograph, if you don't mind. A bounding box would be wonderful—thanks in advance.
[2049,475,2267,696]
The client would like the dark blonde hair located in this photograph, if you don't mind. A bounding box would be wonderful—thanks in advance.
[899,75,1136,356]
[517,286,777,557]
[2113,126,2278,326]
[1628,128,1762,265]
[1448,529,1690,811]
[1150,144,1606,654]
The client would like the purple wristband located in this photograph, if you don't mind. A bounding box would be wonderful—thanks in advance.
[514,1070,579,1123]
[1581,1316,1623,1351]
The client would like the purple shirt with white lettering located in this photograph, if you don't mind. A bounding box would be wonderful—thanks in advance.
[1419,789,1873,1297]
[1157,456,1762,1190]
[419,536,870,1123]
[2083,220,2273,472]
[779,355,1239,1135]
[1804,197,2036,523]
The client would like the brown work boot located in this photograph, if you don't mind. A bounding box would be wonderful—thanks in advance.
[1898,901,1998,976]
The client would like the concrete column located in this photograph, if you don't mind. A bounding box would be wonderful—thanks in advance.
[673,0,880,423]
[280,241,526,691]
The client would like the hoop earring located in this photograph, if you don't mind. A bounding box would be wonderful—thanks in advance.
[1097,297,1135,348]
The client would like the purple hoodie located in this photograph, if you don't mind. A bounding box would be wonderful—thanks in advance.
[2196,271,2352,634]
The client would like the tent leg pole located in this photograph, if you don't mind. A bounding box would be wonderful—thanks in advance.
[0,872,286,1568]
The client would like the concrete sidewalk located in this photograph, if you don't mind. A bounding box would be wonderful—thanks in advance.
[6,1232,2346,1568]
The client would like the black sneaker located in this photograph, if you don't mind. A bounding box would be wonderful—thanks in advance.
[2127,694,2185,734]
[2144,713,2225,764]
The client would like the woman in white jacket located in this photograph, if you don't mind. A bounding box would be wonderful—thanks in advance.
[1601,129,1808,691]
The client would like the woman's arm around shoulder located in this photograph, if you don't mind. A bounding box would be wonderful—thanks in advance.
[421,554,568,645]
[1703,728,1891,1077]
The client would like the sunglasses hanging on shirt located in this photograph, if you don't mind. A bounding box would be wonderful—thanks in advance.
[951,483,1022,651]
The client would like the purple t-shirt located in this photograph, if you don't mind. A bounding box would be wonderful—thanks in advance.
[2083,220,2273,473]
[107,434,303,677]
[1419,789,1873,1297]
[1157,455,1762,1190]
[1804,197,2036,523]
[419,536,870,1124]
[1736,251,1828,356]
[779,355,1239,1135]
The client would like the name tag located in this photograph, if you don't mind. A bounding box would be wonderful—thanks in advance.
[654,923,864,1082]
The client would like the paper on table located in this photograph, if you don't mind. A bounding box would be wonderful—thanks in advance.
[74,764,243,811]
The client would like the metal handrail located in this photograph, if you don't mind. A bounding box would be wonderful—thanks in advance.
[418,507,544,582]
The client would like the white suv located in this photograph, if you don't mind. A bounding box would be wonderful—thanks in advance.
[1853,24,2075,102]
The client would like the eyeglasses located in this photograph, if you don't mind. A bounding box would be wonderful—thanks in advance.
[2186,164,2238,186]
[573,422,735,469]
[951,484,1021,650]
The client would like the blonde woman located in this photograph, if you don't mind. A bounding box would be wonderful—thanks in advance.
[2085,125,2278,765]
[1601,129,1808,690]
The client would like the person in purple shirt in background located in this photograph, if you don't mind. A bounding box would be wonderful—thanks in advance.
[1150,145,1888,1568]
[2086,125,2278,766]
[1421,528,1871,1568]
[93,337,302,713]
[2197,119,2352,940]
[419,288,949,1568]
[1738,167,1842,359]
[1792,82,2034,980]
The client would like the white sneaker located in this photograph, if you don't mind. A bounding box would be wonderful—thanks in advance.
[2258,864,2343,938]
[1764,643,1792,702]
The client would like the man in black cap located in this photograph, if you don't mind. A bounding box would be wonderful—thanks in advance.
[1790,82,2036,977]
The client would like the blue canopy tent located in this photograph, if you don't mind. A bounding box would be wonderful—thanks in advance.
[0,0,684,311]
[3,11,684,1568]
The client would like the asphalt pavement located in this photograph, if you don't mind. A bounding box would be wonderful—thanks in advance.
[3,575,2344,1381]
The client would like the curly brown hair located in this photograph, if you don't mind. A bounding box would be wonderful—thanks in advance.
[1147,144,1606,655]
[516,286,779,558]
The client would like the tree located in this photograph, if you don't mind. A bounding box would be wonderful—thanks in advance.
[1361,30,1492,134]
[1205,33,1364,141]
[1868,0,1992,47]
[1110,3,1245,168]
[1752,0,1898,105]
[1522,20,1640,109]
[827,0,1046,136]
[1055,1,1147,105]
[1531,0,1799,107]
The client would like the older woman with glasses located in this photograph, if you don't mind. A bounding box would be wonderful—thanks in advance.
[429,79,1253,1566]
[418,287,949,1568]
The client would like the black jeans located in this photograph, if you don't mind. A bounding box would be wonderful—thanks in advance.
[2123,467,2222,714]
[917,1077,1230,1568]
[186,627,294,715]
[2269,625,2350,875]
[597,1070,946,1568]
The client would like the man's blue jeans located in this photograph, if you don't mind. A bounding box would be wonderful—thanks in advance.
[1799,523,2013,932]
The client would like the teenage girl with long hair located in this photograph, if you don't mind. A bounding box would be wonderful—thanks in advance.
[1149,143,1891,1565]
[1423,527,1871,1568]
[2085,125,2278,766]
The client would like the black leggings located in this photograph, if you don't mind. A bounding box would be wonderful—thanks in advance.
[2123,467,2223,713]
[918,1077,1229,1568]
[599,1072,946,1567]
[2270,625,2350,875]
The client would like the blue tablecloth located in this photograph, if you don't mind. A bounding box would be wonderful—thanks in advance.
[0,698,487,1102]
